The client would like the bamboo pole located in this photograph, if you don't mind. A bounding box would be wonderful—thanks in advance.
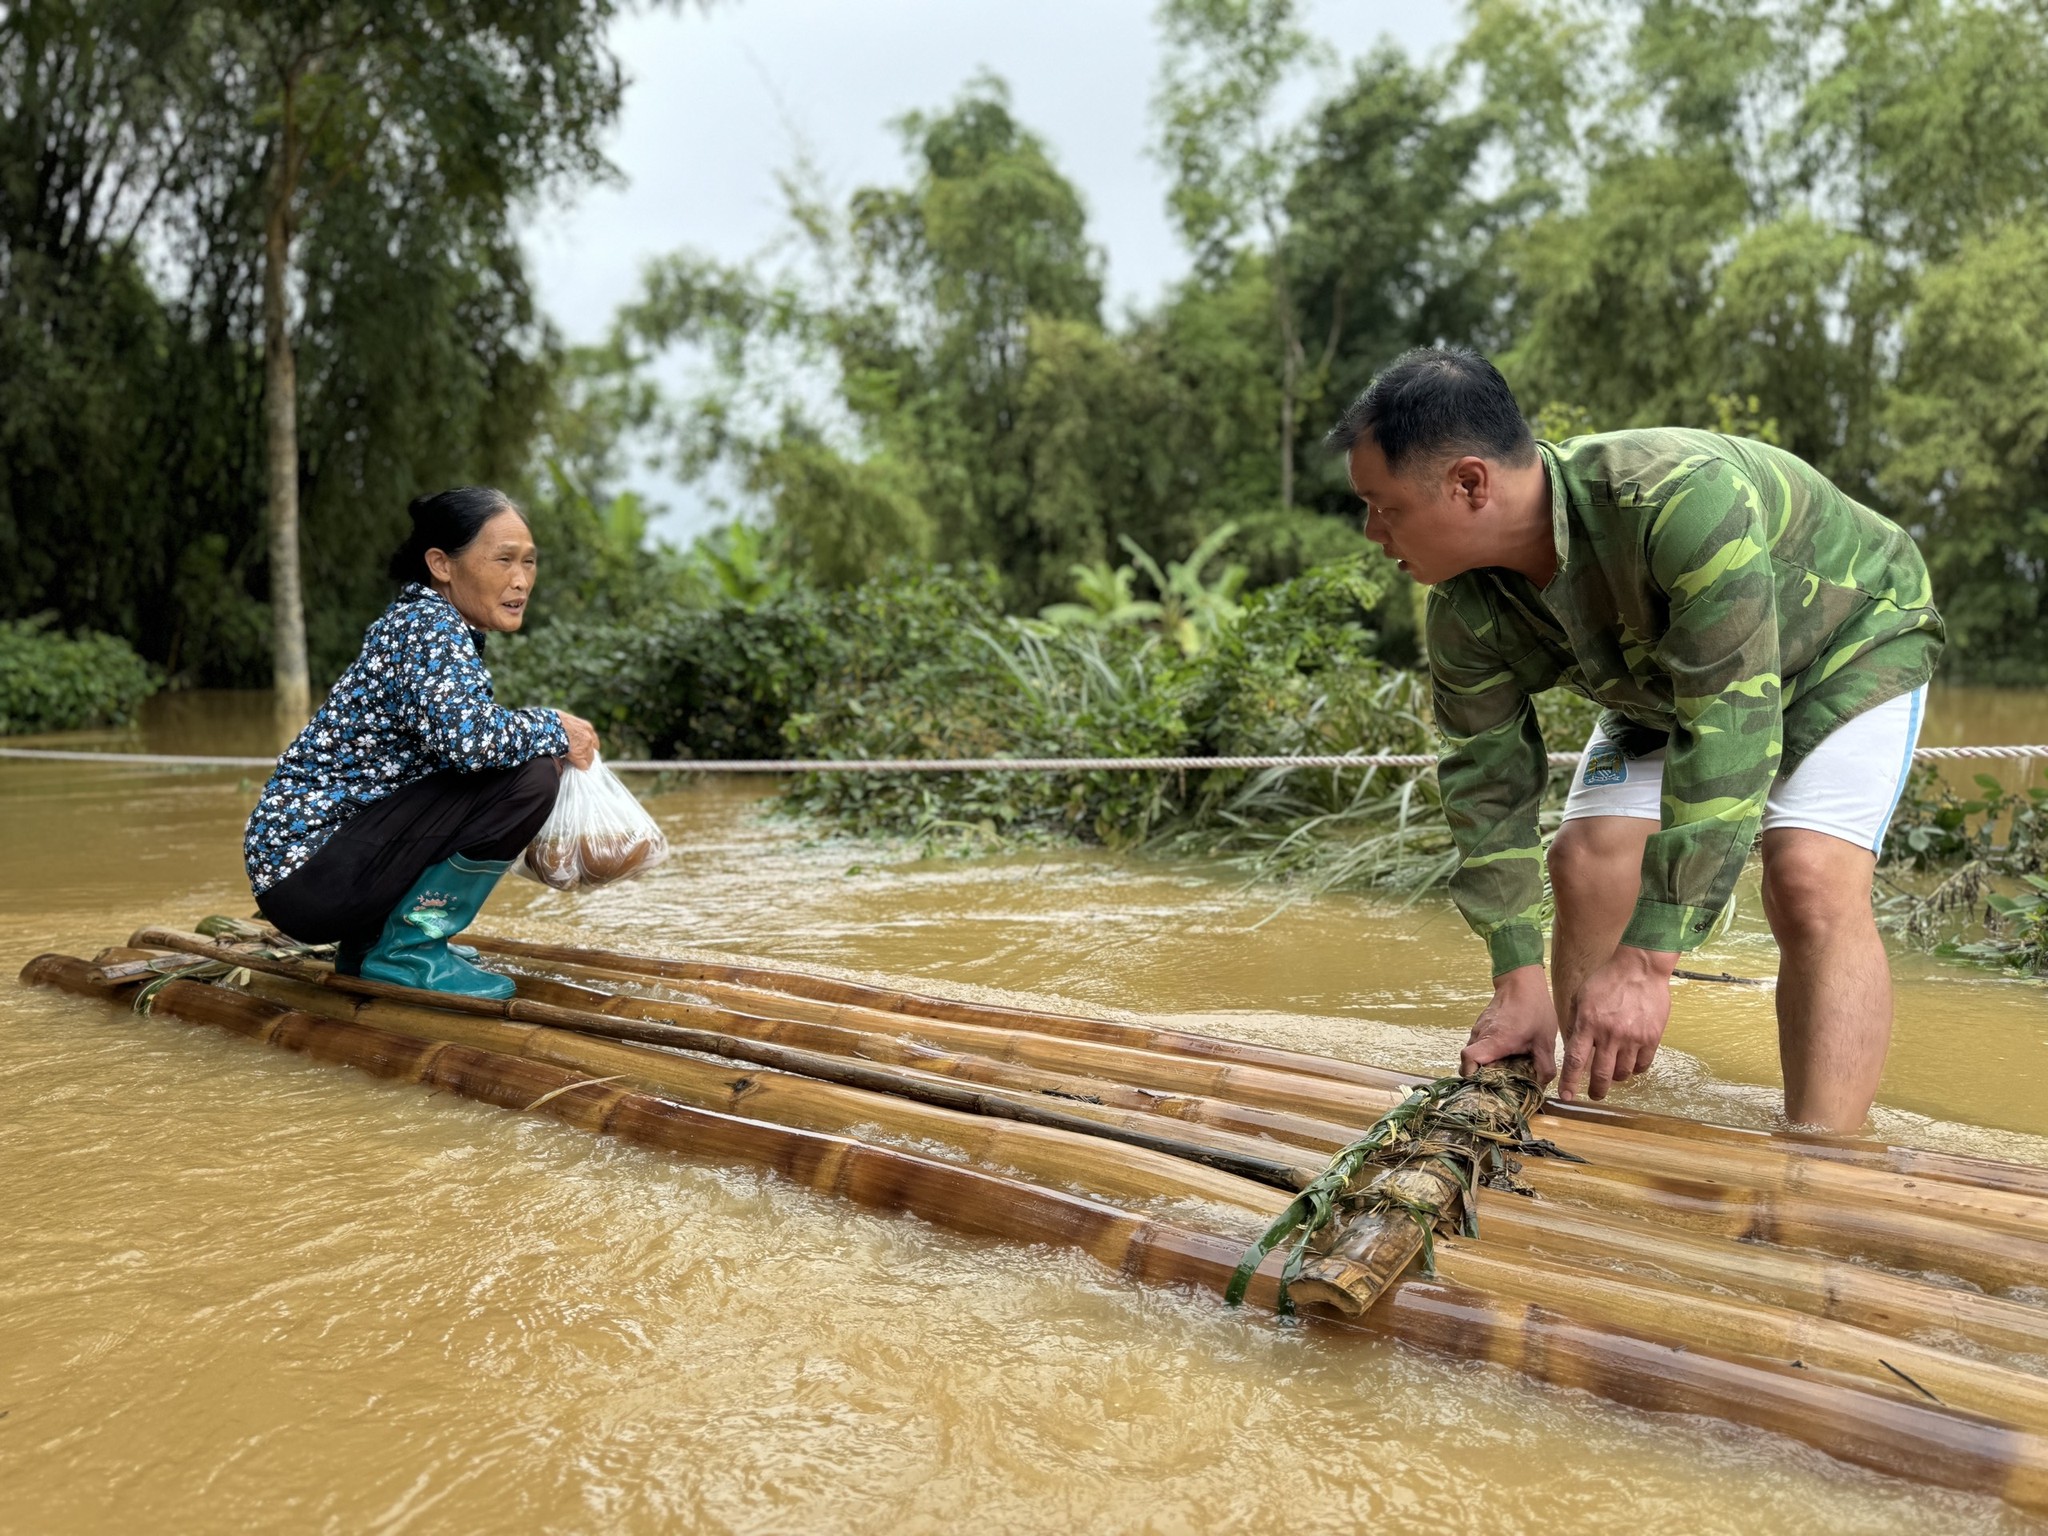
[96,958,1286,1220]
[21,952,2048,1515]
[144,921,2048,1351]
[1546,1101,2048,1201]
[137,928,2048,1296]
[223,968,1300,1212]
[215,961,2048,1363]
[512,953,1395,1138]
[567,977,1349,1150]
[104,943,2048,1363]
[461,931,1429,1091]
[1474,1200,2048,1362]
[467,935,2048,1200]
[1433,1239,2048,1432]
[125,929,1325,1189]
[1533,1118,2048,1239]
[136,927,1386,1124]
[1517,1158,2048,1294]
[29,949,1289,1271]
[220,962,1310,1204]
[525,952,2048,1245]
[464,928,2048,1200]
[545,968,2048,1277]
[218,920,2048,1213]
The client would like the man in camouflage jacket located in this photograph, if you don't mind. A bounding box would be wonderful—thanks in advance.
[1329,348,1943,1131]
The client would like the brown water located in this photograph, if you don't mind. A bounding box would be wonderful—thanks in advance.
[3,690,2046,1533]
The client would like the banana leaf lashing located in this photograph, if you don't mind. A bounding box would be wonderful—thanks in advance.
[1225,1060,1581,1313]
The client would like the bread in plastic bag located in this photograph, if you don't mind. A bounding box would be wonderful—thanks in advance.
[514,754,669,891]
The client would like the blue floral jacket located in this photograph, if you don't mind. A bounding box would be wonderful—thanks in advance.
[244,583,568,894]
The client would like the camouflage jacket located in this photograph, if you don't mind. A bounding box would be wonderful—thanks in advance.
[1427,430,1944,975]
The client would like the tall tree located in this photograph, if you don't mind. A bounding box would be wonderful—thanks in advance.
[1282,46,1506,512]
[203,0,626,724]
[0,1,264,668]
[1154,0,1324,507]
[1881,226,2048,668]
[629,77,1122,602]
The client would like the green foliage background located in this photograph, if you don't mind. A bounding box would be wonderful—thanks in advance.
[11,0,2048,681]
[615,0,2048,676]
[0,0,624,689]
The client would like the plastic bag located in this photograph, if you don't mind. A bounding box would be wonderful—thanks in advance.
[514,754,670,891]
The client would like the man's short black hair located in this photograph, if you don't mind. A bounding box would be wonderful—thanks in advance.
[1325,346,1536,472]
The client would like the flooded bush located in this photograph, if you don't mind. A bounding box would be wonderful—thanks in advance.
[0,618,160,735]
[500,560,2038,950]
[1880,767,2048,974]
[498,556,1590,894]
[494,565,1002,761]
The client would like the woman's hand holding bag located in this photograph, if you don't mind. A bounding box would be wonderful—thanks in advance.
[515,753,670,891]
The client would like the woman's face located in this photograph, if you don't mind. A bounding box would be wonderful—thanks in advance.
[425,507,537,632]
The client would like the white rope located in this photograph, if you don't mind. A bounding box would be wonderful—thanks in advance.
[610,753,1460,772]
[1902,744,2048,760]
[0,748,277,767]
[3,744,2044,772]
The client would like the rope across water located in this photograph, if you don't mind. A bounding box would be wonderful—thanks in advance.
[2,744,2044,772]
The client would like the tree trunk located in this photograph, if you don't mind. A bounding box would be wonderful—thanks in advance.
[1265,211,1300,510]
[263,85,310,734]
[1276,297,1300,510]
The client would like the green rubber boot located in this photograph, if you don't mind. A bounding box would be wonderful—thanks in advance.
[353,854,517,999]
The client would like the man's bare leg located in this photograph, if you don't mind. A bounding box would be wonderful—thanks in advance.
[1547,816,1654,1029]
[1759,828,1889,1132]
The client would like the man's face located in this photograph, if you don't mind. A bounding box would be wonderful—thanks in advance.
[1345,437,1488,587]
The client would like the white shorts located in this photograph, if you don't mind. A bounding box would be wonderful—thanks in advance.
[1560,686,1927,853]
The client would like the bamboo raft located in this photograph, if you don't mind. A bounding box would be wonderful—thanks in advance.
[18,919,2048,1515]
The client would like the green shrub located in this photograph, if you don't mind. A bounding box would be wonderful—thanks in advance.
[0,617,161,735]
[494,552,1618,893]
[492,565,1003,761]
[1229,507,1375,589]
[765,555,1420,849]
[499,554,2048,963]
[504,553,1446,884]
[493,601,838,760]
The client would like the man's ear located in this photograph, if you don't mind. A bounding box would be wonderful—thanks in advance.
[1448,455,1491,511]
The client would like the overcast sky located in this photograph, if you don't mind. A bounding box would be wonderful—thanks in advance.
[521,0,1467,535]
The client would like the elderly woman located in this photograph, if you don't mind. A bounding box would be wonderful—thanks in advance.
[244,487,600,999]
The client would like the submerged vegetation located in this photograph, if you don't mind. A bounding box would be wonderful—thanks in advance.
[1881,771,2048,975]
[496,543,1541,899]
[498,553,1437,877]
[0,620,159,736]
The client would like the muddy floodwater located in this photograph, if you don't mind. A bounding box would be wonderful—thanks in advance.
[4,689,2046,1533]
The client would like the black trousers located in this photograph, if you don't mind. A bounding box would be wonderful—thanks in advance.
[258,758,562,947]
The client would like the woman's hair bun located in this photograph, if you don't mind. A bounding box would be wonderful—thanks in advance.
[387,486,520,585]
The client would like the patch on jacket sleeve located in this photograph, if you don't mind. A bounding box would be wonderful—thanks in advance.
[1583,742,1628,786]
